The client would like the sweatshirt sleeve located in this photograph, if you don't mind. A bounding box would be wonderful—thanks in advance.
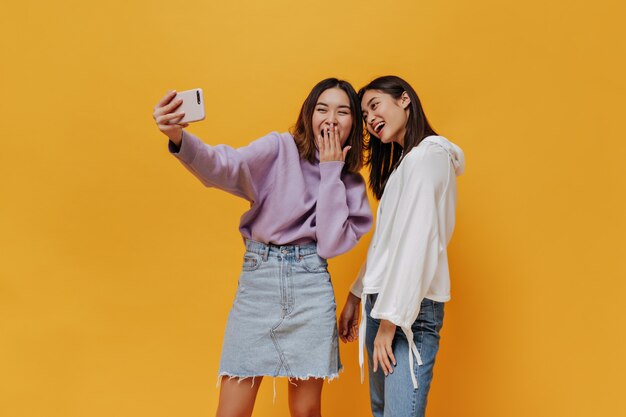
[350,261,367,297]
[315,162,373,259]
[169,130,280,202]
[369,147,451,328]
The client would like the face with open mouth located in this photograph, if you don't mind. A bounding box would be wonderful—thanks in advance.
[361,89,411,146]
[311,87,353,146]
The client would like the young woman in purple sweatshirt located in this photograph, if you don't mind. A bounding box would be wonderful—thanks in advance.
[152,78,372,417]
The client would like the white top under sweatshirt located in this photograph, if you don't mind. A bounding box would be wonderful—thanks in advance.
[350,135,465,388]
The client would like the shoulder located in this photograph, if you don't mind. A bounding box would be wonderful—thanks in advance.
[403,137,450,171]
[240,131,295,156]
[247,131,283,146]
[257,131,298,151]
[400,136,452,186]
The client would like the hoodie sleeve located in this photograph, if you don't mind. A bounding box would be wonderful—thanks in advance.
[369,146,452,328]
[315,164,373,259]
[168,130,280,202]
[350,261,367,297]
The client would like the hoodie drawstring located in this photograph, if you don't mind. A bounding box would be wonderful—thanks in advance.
[359,294,422,389]
[358,294,367,383]
[402,327,422,389]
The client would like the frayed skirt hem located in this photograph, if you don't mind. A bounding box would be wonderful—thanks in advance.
[216,368,343,403]
[216,367,343,388]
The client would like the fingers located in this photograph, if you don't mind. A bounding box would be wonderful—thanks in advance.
[323,126,331,153]
[156,90,177,108]
[372,346,378,372]
[339,306,358,343]
[373,344,394,376]
[385,343,397,369]
[318,126,347,162]
[338,313,349,342]
[372,345,389,376]
[153,93,182,120]
[328,125,337,155]
[317,129,326,155]
[340,294,360,343]
[318,127,331,161]
[156,112,185,126]
[373,325,396,376]
[344,319,357,342]
[161,97,183,115]
[342,145,352,160]
[348,307,359,342]
[380,346,393,375]
[349,319,359,341]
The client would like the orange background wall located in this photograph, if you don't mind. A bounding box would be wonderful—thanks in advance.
[1,1,624,416]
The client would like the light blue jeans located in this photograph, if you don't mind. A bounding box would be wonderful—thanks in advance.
[366,294,444,417]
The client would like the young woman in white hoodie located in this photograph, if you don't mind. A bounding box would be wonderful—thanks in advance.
[339,75,465,417]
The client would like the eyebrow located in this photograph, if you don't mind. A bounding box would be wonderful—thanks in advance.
[316,102,351,109]
[365,96,378,107]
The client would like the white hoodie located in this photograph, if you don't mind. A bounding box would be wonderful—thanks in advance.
[350,135,465,388]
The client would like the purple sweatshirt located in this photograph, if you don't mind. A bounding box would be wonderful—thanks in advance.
[169,130,373,259]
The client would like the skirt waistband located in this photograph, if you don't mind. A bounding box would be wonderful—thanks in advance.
[245,238,319,259]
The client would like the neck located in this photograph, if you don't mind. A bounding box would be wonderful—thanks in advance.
[394,128,406,147]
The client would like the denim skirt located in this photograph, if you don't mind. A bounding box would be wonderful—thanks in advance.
[218,239,341,381]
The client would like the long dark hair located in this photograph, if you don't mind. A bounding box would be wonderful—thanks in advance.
[358,75,437,199]
[291,78,364,173]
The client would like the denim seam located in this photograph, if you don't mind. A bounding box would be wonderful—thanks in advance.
[286,264,295,316]
[279,256,287,317]
[269,325,293,376]
[272,256,293,376]
[431,299,435,324]
[413,329,424,415]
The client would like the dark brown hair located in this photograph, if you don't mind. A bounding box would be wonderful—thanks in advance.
[358,75,437,199]
[291,78,364,173]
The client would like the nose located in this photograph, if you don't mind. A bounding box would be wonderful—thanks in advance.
[324,112,338,127]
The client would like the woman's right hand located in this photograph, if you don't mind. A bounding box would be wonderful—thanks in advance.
[152,90,189,146]
[317,125,351,163]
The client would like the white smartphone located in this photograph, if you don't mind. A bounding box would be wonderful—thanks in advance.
[175,88,205,123]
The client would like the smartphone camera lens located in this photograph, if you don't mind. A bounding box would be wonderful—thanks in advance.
[196,91,201,104]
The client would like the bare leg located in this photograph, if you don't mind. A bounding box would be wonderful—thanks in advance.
[288,378,323,417]
[216,376,263,417]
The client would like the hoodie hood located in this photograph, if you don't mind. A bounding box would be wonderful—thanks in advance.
[422,135,465,176]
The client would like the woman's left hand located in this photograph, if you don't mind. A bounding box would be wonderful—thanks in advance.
[338,292,361,343]
[373,319,397,376]
[317,125,351,162]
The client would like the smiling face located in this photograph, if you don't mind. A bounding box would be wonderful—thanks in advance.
[311,87,353,146]
[361,89,411,146]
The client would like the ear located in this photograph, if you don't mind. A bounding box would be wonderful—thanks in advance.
[400,91,411,109]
